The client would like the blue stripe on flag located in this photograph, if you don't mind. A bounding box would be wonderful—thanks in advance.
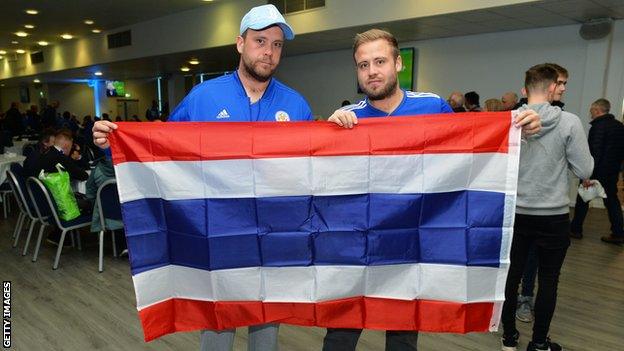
[122,191,505,275]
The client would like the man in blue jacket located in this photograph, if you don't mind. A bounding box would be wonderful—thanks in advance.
[92,4,312,351]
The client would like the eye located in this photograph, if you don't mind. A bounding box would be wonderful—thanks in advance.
[274,42,283,48]
[376,59,385,65]
[256,38,265,45]
[358,62,368,70]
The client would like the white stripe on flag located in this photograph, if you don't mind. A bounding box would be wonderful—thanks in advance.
[115,153,513,202]
[133,263,508,310]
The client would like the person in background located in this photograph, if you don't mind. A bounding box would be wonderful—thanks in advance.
[35,129,88,182]
[570,98,624,244]
[515,62,571,324]
[145,100,160,121]
[26,105,41,132]
[447,91,466,112]
[23,128,56,177]
[501,92,519,111]
[41,101,59,129]
[85,155,126,253]
[501,63,592,351]
[4,102,24,138]
[483,98,504,112]
[464,91,481,112]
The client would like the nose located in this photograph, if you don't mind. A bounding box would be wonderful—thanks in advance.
[368,65,379,77]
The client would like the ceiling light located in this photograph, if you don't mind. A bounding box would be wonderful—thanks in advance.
[0,50,6,55]
[180,67,190,72]
[33,79,40,83]
[189,59,200,65]
[16,49,26,54]
[24,24,35,29]
[202,0,214,2]
[94,71,103,76]
[0,84,4,87]
[0,56,3,60]
[37,41,49,46]
[25,9,39,15]
[11,41,18,44]
[15,32,29,37]
[92,29,101,34]
[84,20,94,25]
[60,34,73,40]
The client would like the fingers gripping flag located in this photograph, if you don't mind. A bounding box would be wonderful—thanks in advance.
[109,112,520,341]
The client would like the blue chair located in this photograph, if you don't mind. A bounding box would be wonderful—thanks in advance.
[0,179,13,219]
[6,165,43,256]
[26,177,91,269]
[95,179,123,272]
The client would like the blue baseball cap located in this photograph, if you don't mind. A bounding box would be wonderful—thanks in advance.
[239,4,295,40]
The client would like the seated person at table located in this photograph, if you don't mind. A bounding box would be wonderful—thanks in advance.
[36,129,88,182]
[23,128,56,177]
[85,155,126,253]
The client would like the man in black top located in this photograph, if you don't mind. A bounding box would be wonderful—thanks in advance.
[4,102,24,137]
[23,128,56,177]
[41,101,59,129]
[36,129,88,181]
[571,98,624,244]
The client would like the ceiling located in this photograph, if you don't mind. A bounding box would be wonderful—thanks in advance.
[1,0,624,86]
[0,0,217,51]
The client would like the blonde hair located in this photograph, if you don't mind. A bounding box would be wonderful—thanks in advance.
[484,98,504,112]
[353,29,400,61]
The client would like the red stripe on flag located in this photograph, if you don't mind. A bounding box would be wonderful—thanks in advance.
[110,113,511,165]
[138,297,494,342]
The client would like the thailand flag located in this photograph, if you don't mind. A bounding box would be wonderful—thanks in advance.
[109,112,520,341]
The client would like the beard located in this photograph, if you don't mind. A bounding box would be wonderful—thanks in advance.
[360,75,398,101]
[242,56,276,83]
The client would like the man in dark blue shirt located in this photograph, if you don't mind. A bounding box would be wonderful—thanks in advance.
[93,4,312,351]
[324,28,541,351]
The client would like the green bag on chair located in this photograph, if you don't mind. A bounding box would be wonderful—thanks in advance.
[39,163,81,221]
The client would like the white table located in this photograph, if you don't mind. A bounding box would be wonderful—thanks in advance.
[72,170,91,194]
[0,154,26,185]
[5,139,31,155]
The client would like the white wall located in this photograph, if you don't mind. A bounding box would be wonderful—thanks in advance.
[277,21,624,125]
[276,49,362,119]
[42,79,158,121]
[100,79,158,119]
[0,87,22,113]
[47,83,96,119]
[0,84,47,114]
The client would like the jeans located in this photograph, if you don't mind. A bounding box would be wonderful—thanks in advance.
[502,214,570,344]
[571,175,624,237]
[199,324,278,351]
[323,328,418,351]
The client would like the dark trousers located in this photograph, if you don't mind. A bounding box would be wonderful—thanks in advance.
[323,329,418,351]
[571,175,624,236]
[502,214,570,344]
[520,243,538,297]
